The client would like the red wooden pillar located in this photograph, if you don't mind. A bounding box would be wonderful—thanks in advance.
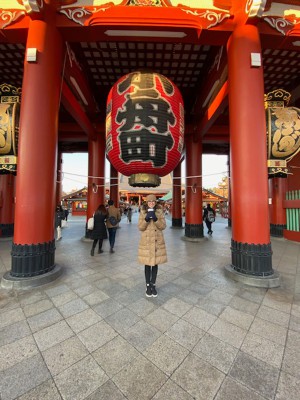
[11,14,64,277]
[87,134,105,236]
[269,177,287,237]
[227,25,273,276]
[56,151,63,207]
[110,164,119,207]
[0,174,15,237]
[185,135,203,239]
[172,161,182,228]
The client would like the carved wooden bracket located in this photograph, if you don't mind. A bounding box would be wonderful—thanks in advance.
[0,10,26,29]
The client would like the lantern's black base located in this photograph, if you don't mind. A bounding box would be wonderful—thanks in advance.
[231,239,273,276]
[11,240,56,277]
[128,173,161,187]
[183,223,204,241]
[0,223,14,237]
[172,218,183,228]
[270,224,286,237]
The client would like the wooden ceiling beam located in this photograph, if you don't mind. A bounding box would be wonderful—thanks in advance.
[61,81,98,141]
[196,81,229,138]
[64,45,99,116]
[191,47,228,118]
[203,135,230,143]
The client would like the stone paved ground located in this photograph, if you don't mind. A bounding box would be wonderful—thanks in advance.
[0,213,300,400]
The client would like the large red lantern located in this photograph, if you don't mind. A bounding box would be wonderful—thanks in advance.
[106,72,184,187]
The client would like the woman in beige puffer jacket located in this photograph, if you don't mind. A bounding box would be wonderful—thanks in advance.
[138,194,167,298]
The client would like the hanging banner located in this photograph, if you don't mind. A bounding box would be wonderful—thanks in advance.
[265,89,300,176]
[0,84,21,174]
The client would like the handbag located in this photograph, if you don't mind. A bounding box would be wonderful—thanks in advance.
[87,216,94,230]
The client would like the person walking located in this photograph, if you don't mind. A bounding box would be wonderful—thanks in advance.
[64,208,69,221]
[106,199,121,253]
[55,206,64,241]
[138,194,167,298]
[127,207,132,223]
[90,204,108,256]
[203,203,216,235]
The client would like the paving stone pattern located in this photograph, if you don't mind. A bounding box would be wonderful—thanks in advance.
[0,214,300,400]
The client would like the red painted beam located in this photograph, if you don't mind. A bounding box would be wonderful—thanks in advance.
[197,81,229,137]
[59,122,83,132]
[61,81,97,140]
[283,230,300,242]
[283,200,300,208]
[191,47,228,117]
[207,125,229,135]
[59,132,87,142]
[203,135,229,143]
[64,44,98,116]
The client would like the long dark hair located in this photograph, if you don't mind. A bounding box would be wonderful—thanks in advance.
[95,204,107,215]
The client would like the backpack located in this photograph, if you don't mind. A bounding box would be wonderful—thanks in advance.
[108,215,118,226]
[207,210,215,223]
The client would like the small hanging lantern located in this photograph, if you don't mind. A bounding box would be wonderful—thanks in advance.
[106,71,184,187]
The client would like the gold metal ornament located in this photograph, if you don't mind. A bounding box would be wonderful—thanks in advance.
[128,173,161,187]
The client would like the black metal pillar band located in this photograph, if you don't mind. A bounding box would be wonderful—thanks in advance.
[11,240,56,277]
[172,218,182,228]
[231,239,273,276]
[228,218,232,228]
[185,223,204,238]
[0,223,14,237]
[270,224,286,238]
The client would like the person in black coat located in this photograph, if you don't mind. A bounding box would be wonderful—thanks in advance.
[64,208,69,221]
[55,206,64,241]
[90,204,108,256]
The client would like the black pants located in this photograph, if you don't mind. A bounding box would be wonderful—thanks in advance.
[145,265,158,285]
[92,239,103,251]
[204,220,212,232]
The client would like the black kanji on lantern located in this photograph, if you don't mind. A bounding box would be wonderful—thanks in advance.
[119,128,174,167]
[117,97,175,133]
[115,73,176,168]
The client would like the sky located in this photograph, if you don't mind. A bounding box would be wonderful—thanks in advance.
[61,153,229,194]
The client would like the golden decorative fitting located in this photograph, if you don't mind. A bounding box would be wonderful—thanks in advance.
[264,89,291,109]
[128,173,161,187]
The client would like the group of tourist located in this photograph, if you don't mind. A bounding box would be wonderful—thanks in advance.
[55,198,216,298]
[90,199,121,256]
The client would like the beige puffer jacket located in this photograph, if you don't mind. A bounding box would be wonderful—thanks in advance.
[138,205,167,266]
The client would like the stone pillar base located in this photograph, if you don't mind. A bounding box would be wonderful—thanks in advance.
[225,265,280,288]
[1,265,62,290]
